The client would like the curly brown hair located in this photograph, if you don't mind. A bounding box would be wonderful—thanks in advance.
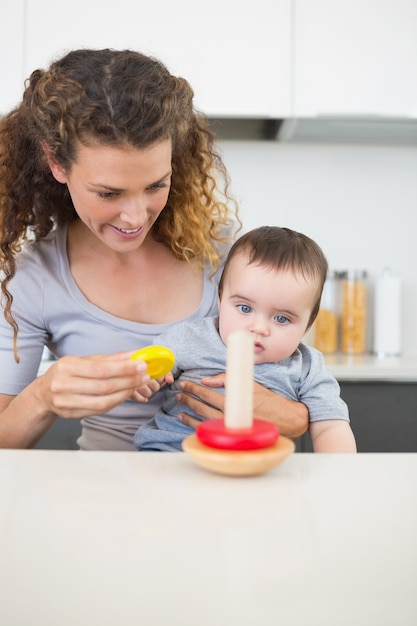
[0,48,240,359]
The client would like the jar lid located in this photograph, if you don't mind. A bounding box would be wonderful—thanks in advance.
[339,269,367,280]
[326,270,339,279]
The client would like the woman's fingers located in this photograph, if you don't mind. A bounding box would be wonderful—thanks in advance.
[177,413,201,430]
[176,380,224,421]
[38,353,150,418]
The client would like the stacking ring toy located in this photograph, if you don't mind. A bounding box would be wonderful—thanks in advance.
[130,345,175,379]
[197,418,279,450]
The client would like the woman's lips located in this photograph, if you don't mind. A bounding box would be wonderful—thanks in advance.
[109,224,144,239]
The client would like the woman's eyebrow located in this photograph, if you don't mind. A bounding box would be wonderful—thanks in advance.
[89,183,124,191]
[89,171,172,192]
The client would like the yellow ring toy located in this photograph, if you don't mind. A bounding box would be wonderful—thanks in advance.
[130,345,175,379]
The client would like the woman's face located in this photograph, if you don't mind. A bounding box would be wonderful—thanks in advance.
[47,139,172,252]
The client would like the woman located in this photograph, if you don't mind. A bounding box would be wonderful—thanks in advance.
[0,48,308,450]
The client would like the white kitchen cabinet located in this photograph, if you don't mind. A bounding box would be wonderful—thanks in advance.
[6,1,417,122]
[23,0,291,118]
[293,0,417,117]
[0,1,25,115]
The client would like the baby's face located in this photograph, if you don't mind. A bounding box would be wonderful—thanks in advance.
[218,253,318,364]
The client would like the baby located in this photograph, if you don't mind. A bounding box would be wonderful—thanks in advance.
[134,226,356,453]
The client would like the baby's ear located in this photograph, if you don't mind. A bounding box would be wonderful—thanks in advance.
[40,141,68,184]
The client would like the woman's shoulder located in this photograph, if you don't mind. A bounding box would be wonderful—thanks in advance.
[214,219,241,260]
[18,226,67,266]
[11,226,68,292]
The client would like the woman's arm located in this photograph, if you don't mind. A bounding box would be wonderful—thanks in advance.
[0,390,57,448]
[0,352,150,448]
[176,374,309,439]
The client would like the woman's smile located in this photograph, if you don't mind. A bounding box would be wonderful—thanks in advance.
[108,224,145,239]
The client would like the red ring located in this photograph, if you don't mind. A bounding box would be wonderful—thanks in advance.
[196,418,279,450]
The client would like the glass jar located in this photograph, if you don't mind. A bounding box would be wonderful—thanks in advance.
[314,271,340,354]
[340,270,368,355]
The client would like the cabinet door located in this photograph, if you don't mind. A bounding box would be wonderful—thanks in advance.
[0,1,25,115]
[340,383,417,453]
[24,0,291,118]
[294,0,417,117]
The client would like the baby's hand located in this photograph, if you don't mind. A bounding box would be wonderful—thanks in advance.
[130,372,174,403]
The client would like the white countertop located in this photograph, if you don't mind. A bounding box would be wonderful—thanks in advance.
[324,353,417,382]
[0,450,416,626]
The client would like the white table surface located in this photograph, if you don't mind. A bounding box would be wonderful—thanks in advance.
[0,450,416,626]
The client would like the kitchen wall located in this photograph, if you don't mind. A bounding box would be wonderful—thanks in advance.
[217,140,417,356]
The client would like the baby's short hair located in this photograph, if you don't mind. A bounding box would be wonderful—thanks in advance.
[218,226,328,329]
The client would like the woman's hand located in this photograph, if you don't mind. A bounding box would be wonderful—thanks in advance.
[36,352,152,419]
[176,374,226,428]
[176,374,309,439]
[0,351,154,449]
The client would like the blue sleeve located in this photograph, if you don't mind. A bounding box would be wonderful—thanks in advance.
[298,345,349,423]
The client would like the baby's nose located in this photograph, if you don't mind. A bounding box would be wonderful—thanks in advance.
[250,316,270,336]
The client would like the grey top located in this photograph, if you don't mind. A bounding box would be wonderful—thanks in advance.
[135,316,349,451]
[0,225,232,450]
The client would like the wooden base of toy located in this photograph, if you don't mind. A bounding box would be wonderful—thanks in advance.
[182,434,295,477]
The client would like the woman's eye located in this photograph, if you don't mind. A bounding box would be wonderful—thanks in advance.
[148,182,168,191]
[237,304,252,314]
[275,314,289,324]
[97,191,119,200]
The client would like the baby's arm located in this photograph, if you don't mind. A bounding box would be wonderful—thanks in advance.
[131,372,174,403]
[309,420,357,453]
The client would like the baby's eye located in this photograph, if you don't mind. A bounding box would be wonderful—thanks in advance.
[237,304,252,314]
[274,314,289,324]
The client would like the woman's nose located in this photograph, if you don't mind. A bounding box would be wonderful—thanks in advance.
[120,197,146,224]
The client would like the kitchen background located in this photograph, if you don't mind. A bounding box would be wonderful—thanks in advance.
[219,139,417,356]
[1,0,417,357]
